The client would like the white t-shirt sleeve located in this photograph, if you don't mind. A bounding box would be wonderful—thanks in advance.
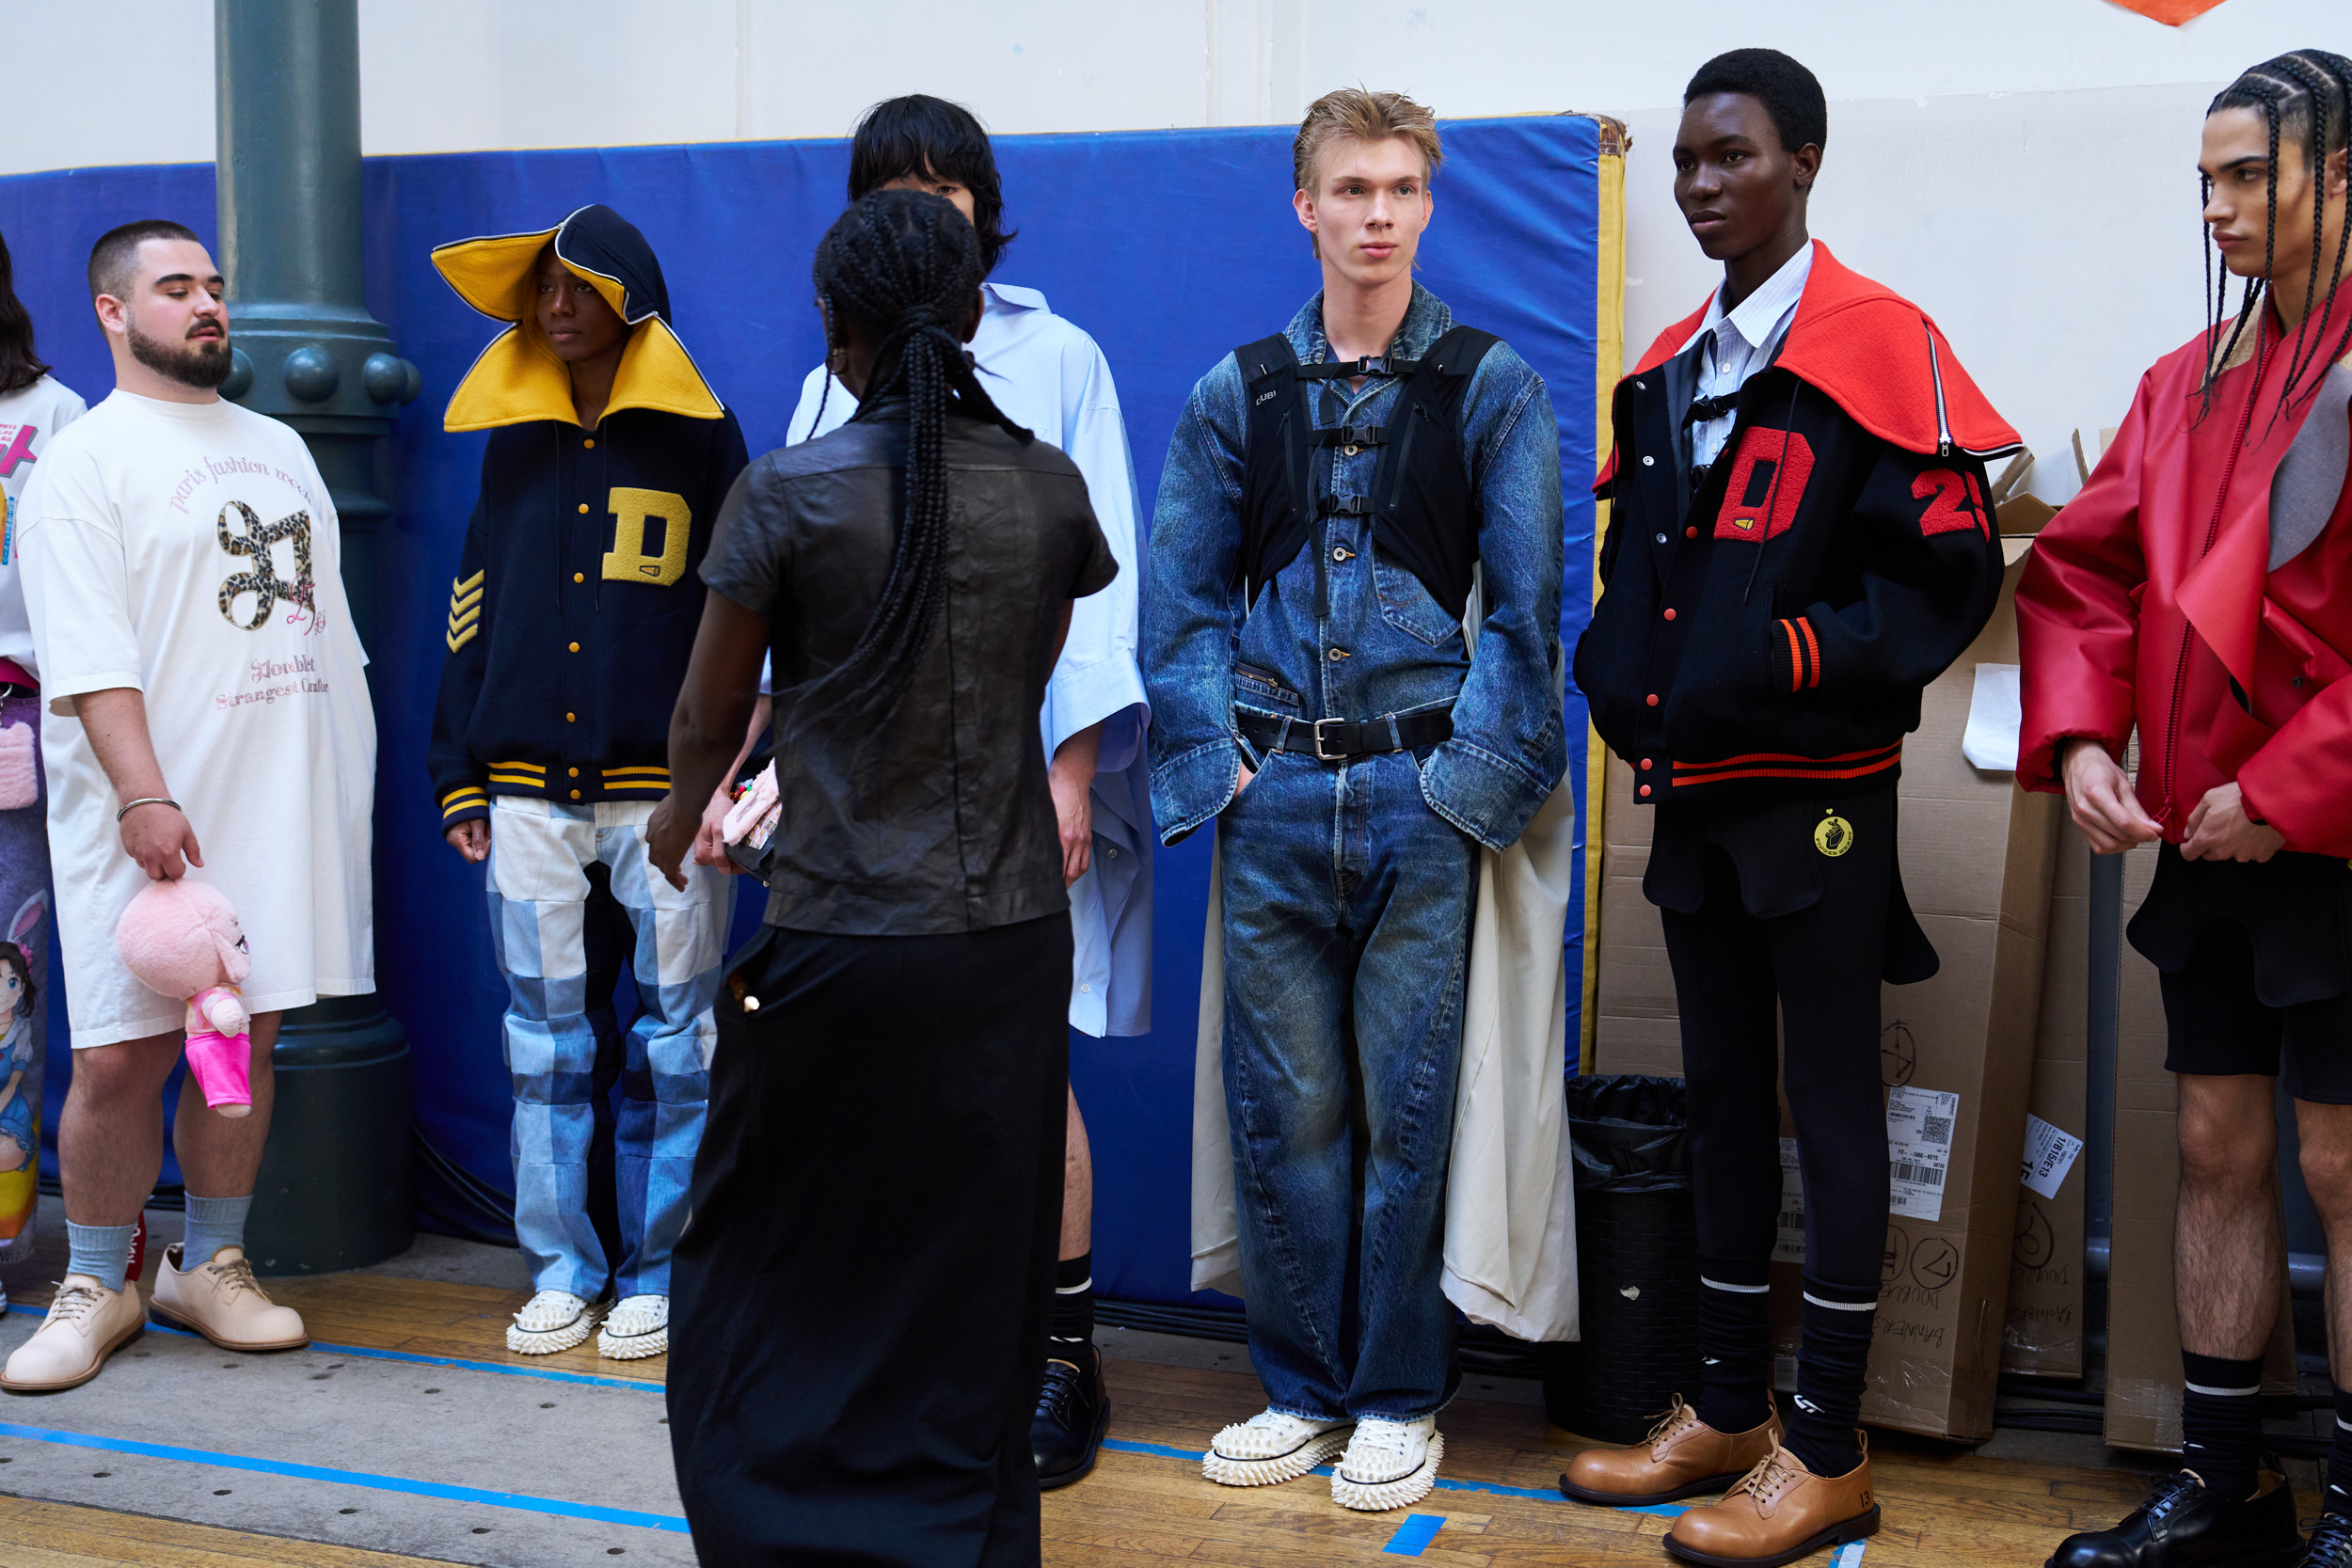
[21,447,142,708]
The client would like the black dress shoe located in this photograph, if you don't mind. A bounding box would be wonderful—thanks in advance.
[1031,1342,1109,1490]
[2305,1513,2352,1567]
[2045,1467,2302,1568]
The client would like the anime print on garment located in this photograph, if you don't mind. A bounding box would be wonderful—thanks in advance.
[427,204,747,1338]
[1572,232,2018,1549]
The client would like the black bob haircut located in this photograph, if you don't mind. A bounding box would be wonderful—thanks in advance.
[0,232,51,397]
[87,218,202,303]
[1685,48,1829,157]
[848,95,1015,277]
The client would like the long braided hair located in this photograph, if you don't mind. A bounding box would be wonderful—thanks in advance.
[787,190,1032,735]
[2200,49,2352,421]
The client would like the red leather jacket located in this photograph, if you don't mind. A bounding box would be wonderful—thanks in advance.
[2016,309,2352,855]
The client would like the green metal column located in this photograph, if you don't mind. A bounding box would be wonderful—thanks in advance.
[215,0,419,1275]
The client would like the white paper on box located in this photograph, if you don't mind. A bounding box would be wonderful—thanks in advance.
[2021,1113,2086,1200]
[1885,1085,1960,1223]
[1962,662,2023,771]
[1773,1136,1805,1264]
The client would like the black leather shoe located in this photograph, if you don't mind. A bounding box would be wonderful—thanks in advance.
[2305,1512,2352,1567]
[1031,1343,1109,1490]
[2045,1466,2302,1568]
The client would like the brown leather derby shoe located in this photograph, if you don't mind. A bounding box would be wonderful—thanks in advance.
[1665,1438,1880,1566]
[1559,1396,1783,1508]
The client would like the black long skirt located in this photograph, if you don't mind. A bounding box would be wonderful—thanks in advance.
[669,914,1072,1566]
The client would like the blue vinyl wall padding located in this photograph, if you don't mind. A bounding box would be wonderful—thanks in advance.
[0,115,1599,1308]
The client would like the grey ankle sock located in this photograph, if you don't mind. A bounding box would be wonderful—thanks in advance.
[65,1221,135,1293]
[180,1193,253,1267]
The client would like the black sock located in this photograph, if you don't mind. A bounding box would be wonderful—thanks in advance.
[1050,1252,1094,1352]
[1783,1275,1876,1478]
[2180,1350,2264,1502]
[1693,1255,1772,1436]
[2328,1385,2352,1518]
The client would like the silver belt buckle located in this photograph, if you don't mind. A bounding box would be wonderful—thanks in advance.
[1312,717,1347,761]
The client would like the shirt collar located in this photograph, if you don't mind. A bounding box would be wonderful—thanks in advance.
[1689,241,1814,357]
[1287,280,1454,366]
[983,281,1048,316]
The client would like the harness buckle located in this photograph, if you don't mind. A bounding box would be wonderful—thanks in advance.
[1311,717,1348,762]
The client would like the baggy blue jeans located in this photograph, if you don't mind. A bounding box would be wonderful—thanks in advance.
[1218,748,1477,1422]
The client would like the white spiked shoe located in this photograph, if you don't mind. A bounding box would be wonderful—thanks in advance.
[1201,1408,1355,1487]
[506,1290,600,1354]
[596,1293,668,1360]
[1331,1415,1444,1512]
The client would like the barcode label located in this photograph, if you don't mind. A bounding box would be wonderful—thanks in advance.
[1921,1117,1952,1144]
[1892,1159,1946,1188]
[1886,1085,1960,1223]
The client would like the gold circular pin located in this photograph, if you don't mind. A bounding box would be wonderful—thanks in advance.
[1814,813,1855,858]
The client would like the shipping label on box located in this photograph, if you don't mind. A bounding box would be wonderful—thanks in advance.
[2022,1115,2085,1201]
[1887,1086,1960,1222]
[2006,824,2092,1377]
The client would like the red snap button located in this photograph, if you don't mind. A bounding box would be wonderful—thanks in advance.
[1640,758,1653,771]
[1639,784,1651,798]
[1663,609,1677,622]
[1645,693,1660,707]
[1685,527,1697,538]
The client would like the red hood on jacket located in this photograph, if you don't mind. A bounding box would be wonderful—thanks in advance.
[1597,241,2021,491]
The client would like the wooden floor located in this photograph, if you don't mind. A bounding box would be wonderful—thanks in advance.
[0,1259,2257,1567]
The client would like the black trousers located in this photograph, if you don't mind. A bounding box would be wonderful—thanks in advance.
[1650,789,1922,1285]
[668,915,1072,1567]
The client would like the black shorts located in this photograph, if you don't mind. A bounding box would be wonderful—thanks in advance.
[2132,846,2352,1102]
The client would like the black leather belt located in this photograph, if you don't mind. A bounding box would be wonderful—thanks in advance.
[1236,705,1454,762]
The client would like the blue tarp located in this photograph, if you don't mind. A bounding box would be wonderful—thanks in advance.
[0,115,1601,1307]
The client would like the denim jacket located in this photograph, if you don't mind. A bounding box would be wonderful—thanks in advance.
[1144,283,1565,850]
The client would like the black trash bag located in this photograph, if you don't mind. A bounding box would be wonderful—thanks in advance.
[1566,1073,1689,1195]
[1543,1073,1704,1445]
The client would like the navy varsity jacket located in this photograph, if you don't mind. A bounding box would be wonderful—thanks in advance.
[426,205,749,829]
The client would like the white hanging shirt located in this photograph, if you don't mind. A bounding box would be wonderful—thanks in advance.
[0,375,88,677]
[1677,242,1814,472]
[784,282,1152,1037]
[20,390,376,1047]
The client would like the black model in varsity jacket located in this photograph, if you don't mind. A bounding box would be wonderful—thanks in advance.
[426,204,749,829]
[1575,241,2022,802]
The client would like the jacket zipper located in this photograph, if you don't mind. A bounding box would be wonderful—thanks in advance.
[1925,326,1951,459]
[2160,323,2266,818]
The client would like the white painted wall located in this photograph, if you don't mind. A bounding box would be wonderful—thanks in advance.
[4,0,2338,493]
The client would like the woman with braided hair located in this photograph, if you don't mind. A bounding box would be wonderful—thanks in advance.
[2023,46,2352,1568]
[647,188,1119,1564]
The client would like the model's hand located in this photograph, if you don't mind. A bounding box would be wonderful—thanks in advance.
[693,783,741,874]
[2059,738,2162,854]
[1050,757,1094,888]
[646,793,694,892]
[444,819,490,863]
[2182,781,2285,863]
[121,801,202,880]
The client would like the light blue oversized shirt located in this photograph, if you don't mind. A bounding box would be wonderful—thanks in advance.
[782,282,1153,1036]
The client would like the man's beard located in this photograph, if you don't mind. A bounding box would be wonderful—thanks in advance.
[126,318,232,389]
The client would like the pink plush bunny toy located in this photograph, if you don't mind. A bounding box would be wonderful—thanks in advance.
[115,881,253,1117]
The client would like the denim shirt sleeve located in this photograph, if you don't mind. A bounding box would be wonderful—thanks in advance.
[1420,345,1567,850]
[1142,355,1249,845]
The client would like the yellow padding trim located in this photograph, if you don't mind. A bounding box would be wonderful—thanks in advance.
[452,569,485,595]
[447,605,481,632]
[450,584,484,613]
[487,775,546,789]
[489,760,547,775]
[600,767,672,778]
[441,793,488,819]
[446,623,479,654]
[441,316,723,433]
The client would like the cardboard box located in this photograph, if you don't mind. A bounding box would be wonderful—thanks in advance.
[2102,842,2298,1449]
[1591,544,2061,1441]
[2004,826,2091,1378]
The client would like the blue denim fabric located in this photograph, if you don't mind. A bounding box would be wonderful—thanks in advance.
[1143,283,1565,851]
[1219,749,1478,1419]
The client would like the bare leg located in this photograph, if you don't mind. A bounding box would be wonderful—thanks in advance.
[2176,1073,2282,1359]
[59,1032,183,1227]
[2296,1100,2352,1382]
[1061,1085,1091,1261]
[172,1011,281,1198]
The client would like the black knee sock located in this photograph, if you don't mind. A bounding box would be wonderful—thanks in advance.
[1783,1275,1876,1478]
[2180,1350,2264,1502]
[1694,1255,1773,1436]
[2328,1385,2352,1518]
[1049,1252,1094,1352]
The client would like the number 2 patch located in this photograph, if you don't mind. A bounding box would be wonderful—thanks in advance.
[1913,467,1991,539]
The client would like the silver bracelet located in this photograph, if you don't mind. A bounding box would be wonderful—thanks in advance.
[115,797,181,823]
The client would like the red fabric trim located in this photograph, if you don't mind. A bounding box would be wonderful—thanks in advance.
[1672,743,1899,770]
[1796,617,1822,689]
[1780,620,1804,692]
[1670,754,1903,787]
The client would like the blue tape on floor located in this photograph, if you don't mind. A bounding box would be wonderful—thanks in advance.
[0,1419,690,1532]
[1835,1543,1867,1566]
[1383,1513,1446,1554]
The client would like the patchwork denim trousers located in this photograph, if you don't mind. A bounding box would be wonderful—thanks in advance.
[487,797,725,1300]
[1217,748,1478,1422]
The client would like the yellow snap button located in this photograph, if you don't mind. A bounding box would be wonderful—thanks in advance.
[567,641,580,653]
[577,503,590,515]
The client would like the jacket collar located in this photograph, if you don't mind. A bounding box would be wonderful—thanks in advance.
[1287,281,1454,367]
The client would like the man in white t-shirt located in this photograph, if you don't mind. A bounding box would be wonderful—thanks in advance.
[1,220,376,1393]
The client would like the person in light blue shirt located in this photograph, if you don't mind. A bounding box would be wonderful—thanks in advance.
[781,94,1150,1489]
